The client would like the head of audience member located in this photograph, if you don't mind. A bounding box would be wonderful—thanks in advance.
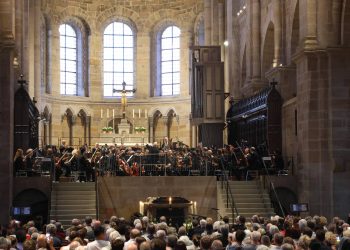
[261,235,271,247]
[211,240,223,250]
[235,230,245,245]
[94,226,106,241]
[151,238,166,250]
[200,236,212,250]
[0,237,9,250]
[273,233,284,247]
[110,239,124,250]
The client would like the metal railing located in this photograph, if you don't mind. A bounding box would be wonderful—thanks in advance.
[220,158,239,218]
[261,157,286,217]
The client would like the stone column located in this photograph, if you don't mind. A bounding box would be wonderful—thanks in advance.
[33,0,41,101]
[50,24,60,96]
[252,0,261,80]
[0,0,15,226]
[299,0,318,48]
[149,119,154,144]
[204,0,212,45]
[294,51,333,218]
[272,0,282,66]
[211,0,219,45]
[86,116,91,146]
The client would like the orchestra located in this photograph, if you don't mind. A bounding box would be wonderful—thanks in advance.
[13,138,283,181]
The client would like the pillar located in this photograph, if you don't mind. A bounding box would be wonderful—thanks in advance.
[272,0,282,66]
[149,119,154,144]
[252,0,261,80]
[204,0,212,45]
[0,0,15,226]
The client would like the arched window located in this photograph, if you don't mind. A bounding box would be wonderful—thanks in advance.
[160,26,181,96]
[103,22,134,97]
[59,24,77,95]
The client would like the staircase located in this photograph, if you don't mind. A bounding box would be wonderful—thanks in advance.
[50,182,97,228]
[217,180,275,219]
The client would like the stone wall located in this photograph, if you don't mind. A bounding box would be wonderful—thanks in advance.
[222,0,350,218]
[27,0,204,147]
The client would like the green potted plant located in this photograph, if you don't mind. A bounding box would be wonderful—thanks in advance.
[140,127,146,134]
[107,127,113,134]
[134,126,140,134]
[102,127,108,134]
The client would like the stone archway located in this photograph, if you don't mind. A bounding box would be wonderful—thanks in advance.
[62,109,74,146]
[262,22,275,80]
[13,189,49,227]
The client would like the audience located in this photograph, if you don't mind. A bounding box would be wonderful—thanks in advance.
[2,214,350,250]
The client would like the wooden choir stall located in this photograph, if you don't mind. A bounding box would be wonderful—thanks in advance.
[226,83,282,153]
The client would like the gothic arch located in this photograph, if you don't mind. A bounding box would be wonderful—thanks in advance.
[166,109,178,140]
[193,12,204,46]
[62,108,74,146]
[42,106,52,146]
[153,110,164,142]
[290,1,300,58]
[77,109,90,145]
[261,21,275,80]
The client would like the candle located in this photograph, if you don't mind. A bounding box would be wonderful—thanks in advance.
[169,197,172,205]
[139,201,144,214]
[139,109,141,118]
[133,109,135,118]
[107,109,109,118]
[101,109,103,119]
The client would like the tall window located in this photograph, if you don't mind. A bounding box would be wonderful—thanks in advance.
[160,26,181,96]
[103,22,134,97]
[59,24,77,95]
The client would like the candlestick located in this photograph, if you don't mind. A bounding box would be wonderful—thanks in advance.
[101,109,103,119]
[139,109,141,118]
[112,109,115,133]
[139,201,144,214]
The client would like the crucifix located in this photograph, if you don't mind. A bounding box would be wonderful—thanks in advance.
[113,81,136,119]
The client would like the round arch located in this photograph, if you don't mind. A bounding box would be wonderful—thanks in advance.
[13,189,49,227]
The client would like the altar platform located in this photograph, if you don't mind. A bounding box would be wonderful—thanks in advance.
[98,134,149,146]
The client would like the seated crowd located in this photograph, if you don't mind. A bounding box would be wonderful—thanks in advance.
[13,138,285,180]
[1,214,350,250]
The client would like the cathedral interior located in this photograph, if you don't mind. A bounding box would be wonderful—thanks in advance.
[0,0,350,226]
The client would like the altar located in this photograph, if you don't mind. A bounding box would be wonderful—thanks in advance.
[99,118,149,146]
[98,82,150,146]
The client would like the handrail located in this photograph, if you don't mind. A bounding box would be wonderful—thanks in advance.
[219,158,239,218]
[261,157,285,217]
[95,176,99,220]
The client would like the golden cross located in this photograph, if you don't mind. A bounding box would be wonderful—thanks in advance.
[113,81,136,119]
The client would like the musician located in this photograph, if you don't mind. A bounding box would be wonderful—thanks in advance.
[272,149,284,171]
[79,147,91,182]
[24,149,35,170]
[13,149,25,175]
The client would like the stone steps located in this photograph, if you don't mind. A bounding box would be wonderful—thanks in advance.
[50,182,97,228]
[217,180,275,220]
